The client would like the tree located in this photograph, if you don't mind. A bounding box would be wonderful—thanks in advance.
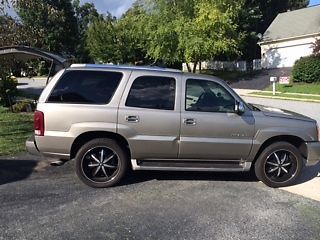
[73,0,101,62]
[86,2,148,65]
[143,0,245,72]
[15,0,79,55]
[86,14,120,63]
[116,2,149,64]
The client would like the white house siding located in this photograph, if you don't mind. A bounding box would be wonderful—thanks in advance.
[260,36,318,69]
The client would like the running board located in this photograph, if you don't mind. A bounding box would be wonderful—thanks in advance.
[131,159,252,172]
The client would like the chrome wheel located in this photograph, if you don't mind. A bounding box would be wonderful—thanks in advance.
[81,146,119,183]
[264,149,298,183]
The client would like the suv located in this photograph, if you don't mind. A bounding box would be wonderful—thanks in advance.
[27,64,320,188]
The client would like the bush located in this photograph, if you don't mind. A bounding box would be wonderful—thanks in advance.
[12,100,36,113]
[292,56,320,83]
[0,75,18,107]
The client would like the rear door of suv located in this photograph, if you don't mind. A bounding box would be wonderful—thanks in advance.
[36,68,128,157]
[117,70,181,159]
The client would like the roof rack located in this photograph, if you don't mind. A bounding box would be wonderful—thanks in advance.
[70,63,181,73]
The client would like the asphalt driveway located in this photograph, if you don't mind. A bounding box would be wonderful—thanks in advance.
[0,154,320,240]
[6,77,320,239]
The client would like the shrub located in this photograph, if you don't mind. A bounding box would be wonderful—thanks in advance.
[0,75,18,107]
[292,56,320,83]
[12,99,36,113]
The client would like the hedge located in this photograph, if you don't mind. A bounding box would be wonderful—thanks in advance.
[292,55,320,83]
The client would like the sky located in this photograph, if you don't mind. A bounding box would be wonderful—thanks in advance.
[80,0,135,18]
[4,0,320,19]
[85,0,320,17]
[309,0,320,6]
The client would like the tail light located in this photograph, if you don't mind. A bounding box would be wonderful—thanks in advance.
[34,111,44,136]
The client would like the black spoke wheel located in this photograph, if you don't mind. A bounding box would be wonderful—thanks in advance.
[254,142,303,188]
[75,138,128,188]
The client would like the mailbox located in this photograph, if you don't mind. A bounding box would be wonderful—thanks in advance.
[270,77,278,82]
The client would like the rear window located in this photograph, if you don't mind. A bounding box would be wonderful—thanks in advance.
[125,76,176,110]
[47,70,122,104]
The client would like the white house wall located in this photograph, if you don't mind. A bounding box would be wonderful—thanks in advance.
[260,36,318,69]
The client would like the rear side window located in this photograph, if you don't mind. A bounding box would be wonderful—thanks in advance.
[47,70,122,104]
[125,76,175,110]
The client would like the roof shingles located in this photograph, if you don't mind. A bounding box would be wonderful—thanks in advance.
[261,5,320,43]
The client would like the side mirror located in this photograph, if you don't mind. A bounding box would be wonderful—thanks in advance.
[235,101,245,115]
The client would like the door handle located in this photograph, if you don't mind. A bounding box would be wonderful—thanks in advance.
[126,115,139,123]
[183,118,196,125]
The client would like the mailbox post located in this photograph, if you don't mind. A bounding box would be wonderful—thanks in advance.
[270,77,278,95]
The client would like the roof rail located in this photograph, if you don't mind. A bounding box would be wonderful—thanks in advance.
[70,63,181,73]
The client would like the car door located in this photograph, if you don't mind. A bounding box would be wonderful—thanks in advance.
[179,77,255,160]
[117,71,181,159]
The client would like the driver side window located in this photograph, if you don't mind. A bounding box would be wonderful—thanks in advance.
[185,79,235,113]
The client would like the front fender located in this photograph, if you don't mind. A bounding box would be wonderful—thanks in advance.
[247,127,313,162]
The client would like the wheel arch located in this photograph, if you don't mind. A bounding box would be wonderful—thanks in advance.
[252,135,307,165]
[70,131,131,160]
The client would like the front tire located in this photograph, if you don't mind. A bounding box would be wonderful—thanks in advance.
[254,142,303,188]
[75,138,128,188]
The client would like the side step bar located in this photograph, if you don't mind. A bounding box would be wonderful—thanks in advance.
[131,159,252,172]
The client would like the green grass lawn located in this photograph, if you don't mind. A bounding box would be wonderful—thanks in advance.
[0,107,33,156]
[264,83,320,95]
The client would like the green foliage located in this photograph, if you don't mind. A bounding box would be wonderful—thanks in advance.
[292,56,320,83]
[86,16,119,63]
[73,0,101,62]
[0,74,18,107]
[86,2,148,64]
[15,0,79,55]
[86,0,246,71]
[12,99,36,113]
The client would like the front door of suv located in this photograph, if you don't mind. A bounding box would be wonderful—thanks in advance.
[117,71,181,159]
[179,77,255,160]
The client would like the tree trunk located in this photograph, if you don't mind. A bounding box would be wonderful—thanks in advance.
[186,63,191,72]
[192,61,198,73]
[199,61,202,72]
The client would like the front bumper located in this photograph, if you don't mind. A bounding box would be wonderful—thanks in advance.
[26,135,41,156]
[306,141,320,166]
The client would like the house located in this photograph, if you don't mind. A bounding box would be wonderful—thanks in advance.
[259,5,320,69]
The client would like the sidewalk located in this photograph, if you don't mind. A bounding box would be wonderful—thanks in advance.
[234,88,257,96]
[280,163,320,202]
[234,88,320,103]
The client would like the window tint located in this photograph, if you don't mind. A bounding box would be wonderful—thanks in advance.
[186,79,235,113]
[126,76,175,110]
[47,70,122,104]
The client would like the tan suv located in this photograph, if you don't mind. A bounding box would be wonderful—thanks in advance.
[27,64,320,188]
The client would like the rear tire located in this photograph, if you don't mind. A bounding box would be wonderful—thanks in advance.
[75,138,128,188]
[254,142,303,188]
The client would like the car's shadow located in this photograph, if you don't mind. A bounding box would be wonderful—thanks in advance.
[0,157,319,187]
[295,161,320,184]
[119,162,320,187]
[0,159,38,185]
[119,170,259,186]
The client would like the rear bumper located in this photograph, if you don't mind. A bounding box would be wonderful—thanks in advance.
[306,141,320,166]
[26,135,41,156]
